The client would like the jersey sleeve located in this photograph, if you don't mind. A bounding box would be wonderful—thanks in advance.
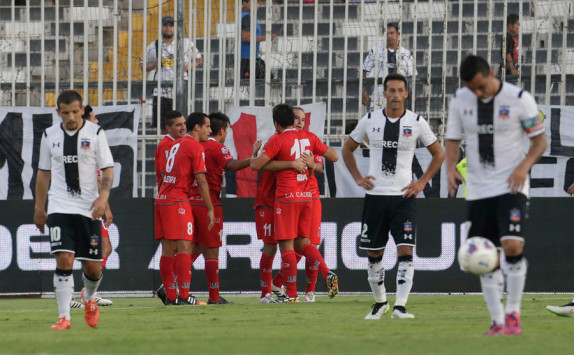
[349,113,369,144]
[417,116,438,147]
[145,42,156,62]
[95,129,115,170]
[261,134,281,160]
[445,94,463,140]
[362,46,376,72]
[309,132,328,156]
[314,155,324,165]
[241,14,251,32]
[219,144,235,169]
[518,91,545,138]
[155,143,166,187]
[38,132,51,171]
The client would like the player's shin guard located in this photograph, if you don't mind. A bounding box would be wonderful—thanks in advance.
[54,268,74,320]
[395,255,414,307]
[367,255,387,303]
[480,268,505,325]
[305,257,319,293]
[260,253,274,298]
[273,253,302,288]
[82,271,102,301]
[503,254,527,314]
[281,250,298,298]
[205,258,220,303]
[174,253,192,299]
[159,256,177,300]
[301,244,329,279]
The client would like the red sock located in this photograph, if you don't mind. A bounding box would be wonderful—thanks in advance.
[273,253,301,288]
[305,257,319,293]
[301,244,330,279]
[174,253,191,299]
[205,258,220,303]
[101,257,108,269]
[160,256,177,300]
[281,250,298,298]
[260,253,274,298]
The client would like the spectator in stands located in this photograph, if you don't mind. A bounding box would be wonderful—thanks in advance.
[501,14,520,76]
[241,0,276,79]
[141,16,203,128]
[362,22,415,111]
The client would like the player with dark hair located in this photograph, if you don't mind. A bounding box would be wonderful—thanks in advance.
[154,112,214,305]
[153,110,188,304]
[343,73,444,320]
[187,112,261,304]
[446,55,547,335]
[35,90,114,329]
[501,14,520,76]
[251,104,339,303]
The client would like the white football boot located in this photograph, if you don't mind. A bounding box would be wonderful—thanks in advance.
[365,302,389,320]
[546,299,574,317]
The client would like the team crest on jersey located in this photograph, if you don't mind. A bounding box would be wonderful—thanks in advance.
[259,210,265,217]
[80,138,91,149]
[509,209,521,222]
[276,207,281,215]
[178,208,186,215]
[499,106,510,119]
[404,221,413,232]
[403,127,412,137]
[221,147,229,154]
[89,235,99,247]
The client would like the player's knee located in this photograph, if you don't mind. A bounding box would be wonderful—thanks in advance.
[397,245,413,257]
[501,238,523,256]
[55,252,75,269]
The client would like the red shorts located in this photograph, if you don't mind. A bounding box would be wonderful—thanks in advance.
[154,201,194,241]
[191,204,223,247]
[309,198,322,245]
[100,220,109,238]
[274,200,312,240]
[255,206,276,244]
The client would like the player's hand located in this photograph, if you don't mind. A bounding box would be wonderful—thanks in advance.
[104,208,114,228]
[252,139,262,157]
[356,175,376,190]
[34,207,47,233]
[447,169,462,197]
[292,158,307,173]
[507,165,529,194]
[207,209,215,230]
[401,180,425,199]
[568,183,574,196]
[301,152,315,171]
[90,197,106,220]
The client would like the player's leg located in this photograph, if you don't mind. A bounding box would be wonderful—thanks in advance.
[256,207,276,299]
[275,201,300,302]
[159,239,178,304]
[304,198,323,301]
[175,239,195,304]
[360,195,390,320]
[498,193,528,335]
[467,197,505,335]
[95,221,113,306]
[390,197,416,319]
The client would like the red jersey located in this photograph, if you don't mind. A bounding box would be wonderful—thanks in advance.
[189,138,234,206]
[254,133,279,209]
[155,135,206,204]
[309,155,324,199]
[155,135,176,188]
[262,129,328,203]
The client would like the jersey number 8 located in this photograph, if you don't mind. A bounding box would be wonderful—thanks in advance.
[166,143,181,173]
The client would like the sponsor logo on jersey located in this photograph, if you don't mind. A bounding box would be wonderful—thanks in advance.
[80,138,91,149]
[403,127,412,137]
[89,235,99,247]
[178,208,186,215]
[371,140,410,149]
[163,175,176,183]
[89,249,99,255]
[52,142,61,148]
[62,155,79,163]
[259,210,265,217]
[498,106,510,119]
[509,208,521,222]
[474,124,494,134]
[190,194,203,201]
[296,174,308,182]
[404,221,413,232]
[372,127,381,133]
[221,147,230,154]
[157,194,167,200]
[276,207,281,215]
[463,109,473,116]
[284,192,313,198]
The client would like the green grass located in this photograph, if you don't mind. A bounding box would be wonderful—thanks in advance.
[0,294,572,354]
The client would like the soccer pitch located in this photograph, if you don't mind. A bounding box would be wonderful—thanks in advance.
[0,294,571,355]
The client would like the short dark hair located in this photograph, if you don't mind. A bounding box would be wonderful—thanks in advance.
[507,14,519,26]
[82,105,93,120]
[208,112,230,136]
[164,110,183,127]
[56,90,82,109]
[386,22,399,33]
[383,73,408,91]
[186,112,208,132]
[460,55,491,82]
[272,103,294,128]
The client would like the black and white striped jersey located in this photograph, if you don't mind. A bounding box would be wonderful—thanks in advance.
[350,109,437,196]
[39,120,114,218]
[446,82,545,201]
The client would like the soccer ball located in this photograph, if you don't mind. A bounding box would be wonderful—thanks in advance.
[457,237,498,276]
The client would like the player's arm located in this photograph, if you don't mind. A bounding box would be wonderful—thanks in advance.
[567,182,574,196]
[507,132,547,193]
[342,137,375,190]
[97,175,114,228]
[196,172,215,230]
[322,147,338,162]
[34,170,51,233]
[91,167,114,220]
[226,139,262,171]
[445,140,462,197]
[401,141,445,198]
